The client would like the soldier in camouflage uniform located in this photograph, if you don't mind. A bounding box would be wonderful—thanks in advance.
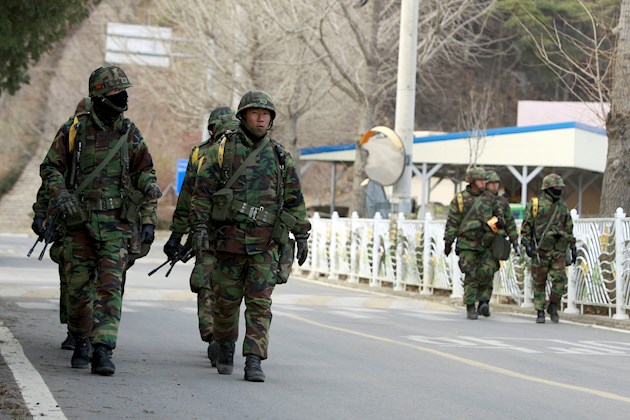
[483,170,520,315]
[40,66,161,376]
[190,90,310,382]
[444,167,504,319]
[520,174,576,323]
[163,106,237,366]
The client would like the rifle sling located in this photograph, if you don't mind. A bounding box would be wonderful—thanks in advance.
[72,127,131,197]
[535,200,560,246]
[457,193,485,236]
[222,138,270,190]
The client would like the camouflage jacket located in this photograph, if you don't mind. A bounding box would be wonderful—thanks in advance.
[190,127,311,254]
[169,140,213,235]
[493,192,519,244]
[520,192,575,253]
[40,98,157,241]
[444,185,504,251]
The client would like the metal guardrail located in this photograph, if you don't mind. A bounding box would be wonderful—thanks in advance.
[299,208,630,320]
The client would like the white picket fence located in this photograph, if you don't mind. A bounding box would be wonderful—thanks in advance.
[298,208,630,320]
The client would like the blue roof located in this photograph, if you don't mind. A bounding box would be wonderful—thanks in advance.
[300,121,606,155]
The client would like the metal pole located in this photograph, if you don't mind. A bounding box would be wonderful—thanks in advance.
[391,0,419,214]
[330,163,337,216]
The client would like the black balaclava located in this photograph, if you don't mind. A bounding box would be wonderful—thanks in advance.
[546,187,562,201]
[93,91,128,125]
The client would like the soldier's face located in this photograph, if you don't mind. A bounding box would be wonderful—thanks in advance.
[486,181,499,192]
[244,108,271,136]
[473,179,485,190]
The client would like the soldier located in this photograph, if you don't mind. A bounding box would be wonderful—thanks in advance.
[483,170,520,315]
[443,167,504,320]
[40,66,161,376]
[190,90,310,382]
[520,174,576,323]
[163,106,237,366]
[31,183,76,350]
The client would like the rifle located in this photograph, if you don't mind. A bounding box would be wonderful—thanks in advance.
[148,236,194,277]
[27,210,61,260]
[532,232,541,264]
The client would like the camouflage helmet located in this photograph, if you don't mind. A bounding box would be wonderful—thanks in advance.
[236,90,276,121]
[207,106,235,130]
[541,173,565,190]
[465,167,486,183]
[212,114,240,141]
[484,170,501,183]
[88,66,132,97]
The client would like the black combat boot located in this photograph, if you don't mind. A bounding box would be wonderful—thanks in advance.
[479,300,490,317]
[91,345,115,376]
[466,304,478,320]
[536,310,545,324]
[217,342,235,375]
[71,338,91,369]
[61,330,76,350]
[547,302,559,323]
[207,340,220,367]
[244,355,265,382]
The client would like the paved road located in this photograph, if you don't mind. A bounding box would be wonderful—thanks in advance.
[1,234,630,419]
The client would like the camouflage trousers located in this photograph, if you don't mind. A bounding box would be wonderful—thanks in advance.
[190,250,216,342]
[212,249,278,359]
[63,230,127,349]
[531,251,567,310]
[50,241,69,325]
[457,249,499,305]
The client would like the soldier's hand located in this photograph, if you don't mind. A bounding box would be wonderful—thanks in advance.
[444,241,452,256]
[56,190,79,217]
[164,232,183,259]
[296,239,308,266]
[145,183,162,199]
[525,244,534,258]
[31,215,45,236]
[512,242,521,257]
[571,245,578,265]
[140,224,155,244]
[192,226,210,259]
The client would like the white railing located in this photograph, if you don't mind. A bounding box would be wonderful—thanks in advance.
[297,208,630,320]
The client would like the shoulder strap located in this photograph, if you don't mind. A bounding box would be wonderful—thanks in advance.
[191,146,200,165]
[457,193,464,213]
[457,194,485,235]
[537,201,560,245]
[72,127,131,196]
[532,197,538,219]
[223,138,271,190]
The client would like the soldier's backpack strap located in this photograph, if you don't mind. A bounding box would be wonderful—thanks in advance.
[217,133,237,184]
[68,97,92,190]
[191,146,200,166]
[456,193,464,213]
[532,197,538,219]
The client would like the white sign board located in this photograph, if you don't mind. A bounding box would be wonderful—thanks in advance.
[106,23,171,67]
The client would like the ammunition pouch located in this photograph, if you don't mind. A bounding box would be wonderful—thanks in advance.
[64,207,88,228]
[211,189,234,222]
[121,188,145,223]
[275,239,295,285]
[271,211,298,245]
[491,235,511,261]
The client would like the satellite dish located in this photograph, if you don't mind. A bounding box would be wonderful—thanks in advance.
[359,126,406,186]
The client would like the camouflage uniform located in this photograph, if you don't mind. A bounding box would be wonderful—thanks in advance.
[520,174,576,323]
[165,107,237,345]
[190,91,310,381]
[444,168,504,319]
[483,170,519,304]
[39,66,159,374]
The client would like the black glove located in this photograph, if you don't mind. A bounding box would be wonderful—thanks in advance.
[31,215,45,236]
[525,244,534,258]
[296,239,308,266]
[444,241,452,256]
[571,245,577,265]
[145,183,162,199]
[512,242,521,257]
[140,224,155,244]
[496,218,505,229]
[56,190,79,217]
[164,232,183,259]
[192,226,209,259]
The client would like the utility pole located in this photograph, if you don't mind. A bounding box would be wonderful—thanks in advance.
[391,0,419,214]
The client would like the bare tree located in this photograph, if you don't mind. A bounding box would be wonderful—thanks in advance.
[457,87,495,169]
